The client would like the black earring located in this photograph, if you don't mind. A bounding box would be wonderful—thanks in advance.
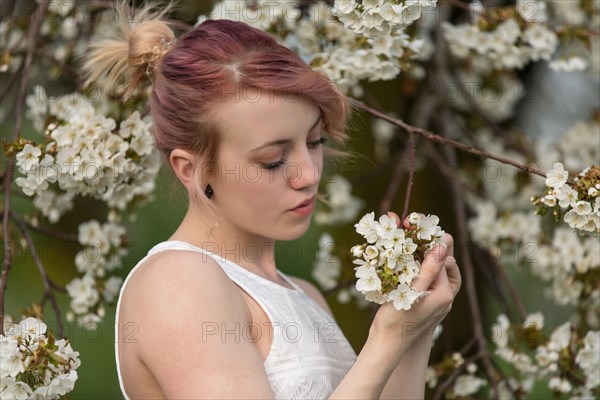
[204,184,214,199]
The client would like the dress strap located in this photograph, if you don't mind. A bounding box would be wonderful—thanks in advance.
[148,240,305,294]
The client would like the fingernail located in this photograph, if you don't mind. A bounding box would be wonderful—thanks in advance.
[437,246,448,261]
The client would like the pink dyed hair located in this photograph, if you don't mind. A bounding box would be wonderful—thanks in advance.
[152,19,350,180]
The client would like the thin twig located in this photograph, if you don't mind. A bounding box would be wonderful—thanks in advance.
[379,145,410,216]
[401,133,416,222]
[433,350,485,400]
[21,218,78,243]
[474,246,513,318]
[10,211,64,337]
[459,337,476,355]
[1,0,49,336]
[480,247,528,321]
[349,98,548,181]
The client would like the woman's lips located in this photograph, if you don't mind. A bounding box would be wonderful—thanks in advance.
[289,195,316,216]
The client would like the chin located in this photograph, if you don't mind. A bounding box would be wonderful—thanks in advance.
[275,220,312,241]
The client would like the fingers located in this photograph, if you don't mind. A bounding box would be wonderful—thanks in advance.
[443,233,454,258]
[413,245,447,293]
[423,265,454,320]
[386,211,401,227]
[444,255,462,297]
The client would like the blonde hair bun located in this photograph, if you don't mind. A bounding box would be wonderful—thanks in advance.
[79,0,176,101]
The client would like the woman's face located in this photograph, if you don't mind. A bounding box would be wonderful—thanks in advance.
[206,87,324,242]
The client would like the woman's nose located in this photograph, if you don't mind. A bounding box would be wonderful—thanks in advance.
[285,152,320,189]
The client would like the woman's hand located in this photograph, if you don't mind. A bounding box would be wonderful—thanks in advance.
[368,211,462,359]
[330,211,462,399]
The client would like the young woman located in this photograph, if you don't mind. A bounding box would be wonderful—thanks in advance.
[81,2,461,399]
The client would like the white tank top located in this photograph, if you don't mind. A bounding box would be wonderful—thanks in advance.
[115,240,357,399]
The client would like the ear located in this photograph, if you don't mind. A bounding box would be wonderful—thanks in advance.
[169,149,198,193]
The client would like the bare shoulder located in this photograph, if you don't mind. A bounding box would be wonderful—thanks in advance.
[118,250,274,399]
[123,249,248,318]
[288,276,334,318]
[120,249,252,352]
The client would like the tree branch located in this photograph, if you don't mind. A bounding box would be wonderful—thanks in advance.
[379,144,410,216]
[348,98,549,181]
[22,218,78,243]
[438,107,500,398]
[479,247,528,322]
[1,0,49,336]
[9,211,64,337]
[401,133,416,222]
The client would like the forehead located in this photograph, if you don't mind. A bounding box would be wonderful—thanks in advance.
[211,87,321,149]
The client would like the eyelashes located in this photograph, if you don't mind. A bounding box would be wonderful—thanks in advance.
[260,137,328,170]
[261,157,287,171]
[308,137,328,149]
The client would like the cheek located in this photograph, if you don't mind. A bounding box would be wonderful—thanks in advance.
[225,167,285,207]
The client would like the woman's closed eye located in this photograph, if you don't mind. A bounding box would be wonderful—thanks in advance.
[307,136,328,149]
[260,156,287,170]
[259,137,328,170]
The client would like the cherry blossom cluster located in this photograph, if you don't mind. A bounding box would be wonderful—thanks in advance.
[533,162,600,235]
[16,87,161,214]
[426,351,487,397]
[351,212,445,310]
[63,218,125,329]
[491,313,600,397]
[442,19,558,72]
[0,317,80,399]
[443,0,600,74]
[333,0,437,37]
[321,0,433,94]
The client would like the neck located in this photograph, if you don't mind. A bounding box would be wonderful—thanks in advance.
[168,204,280,281]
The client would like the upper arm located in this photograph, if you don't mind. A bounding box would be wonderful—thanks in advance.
[125,251,274,399]
[290,276,335,318]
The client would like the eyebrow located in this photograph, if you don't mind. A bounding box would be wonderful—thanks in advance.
[250,114,323,152]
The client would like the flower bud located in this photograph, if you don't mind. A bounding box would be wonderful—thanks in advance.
[408,212,421,225]
[542,195,557,207]
[350,244,364,257]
